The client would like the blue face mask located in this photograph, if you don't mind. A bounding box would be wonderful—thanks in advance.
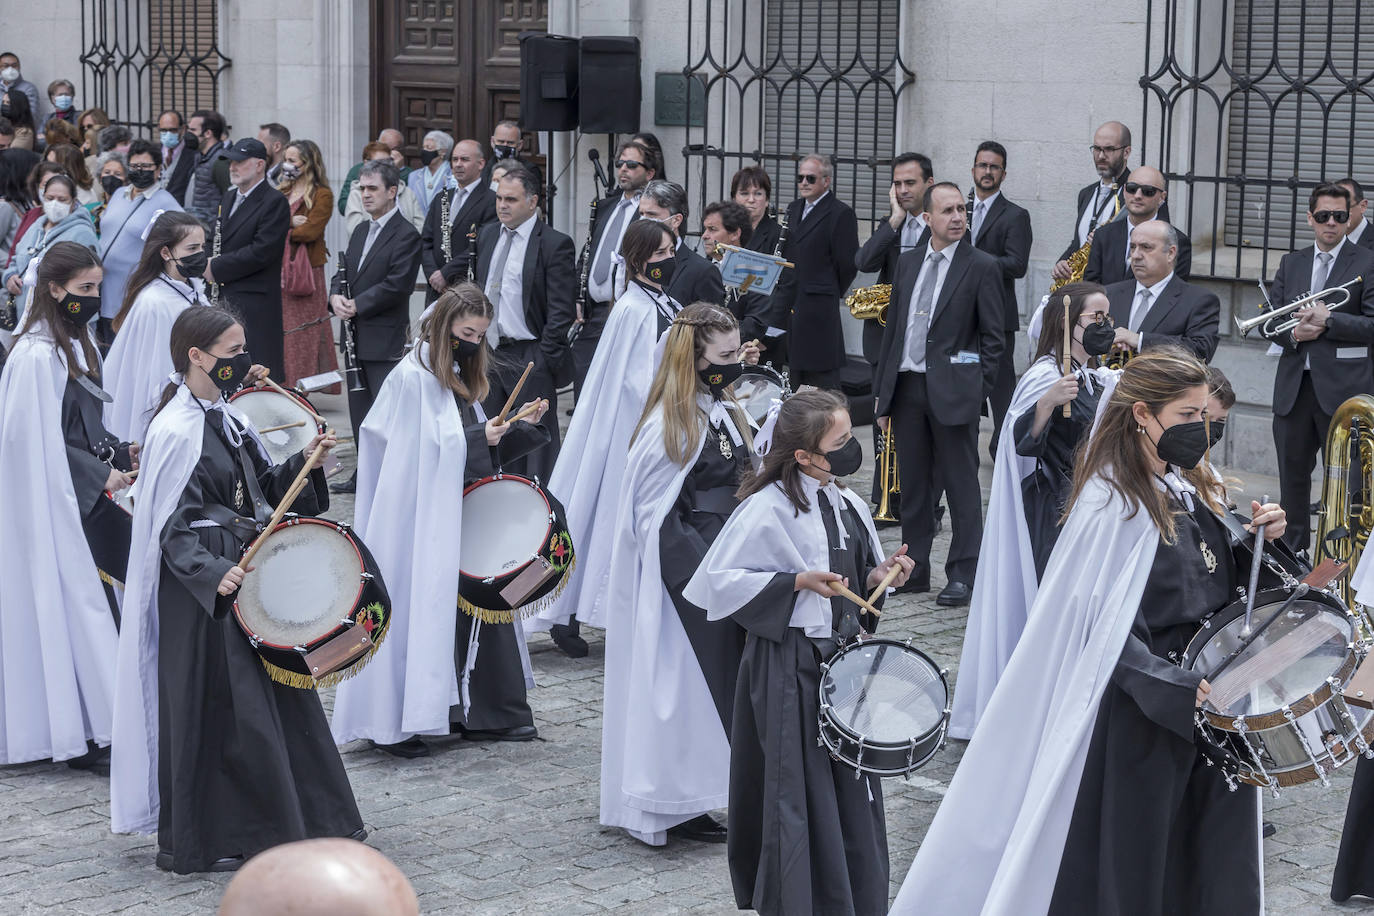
[160,130,181,149]
[53,95,73,112]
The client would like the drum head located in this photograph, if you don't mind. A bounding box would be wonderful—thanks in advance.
[461,478,552,578]
[236,521,362,648]
[1186,593,1354,718]
[822,640,947,745]
[228,388,319,465]
[733,366,785,423]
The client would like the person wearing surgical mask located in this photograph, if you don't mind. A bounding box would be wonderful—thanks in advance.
[275,139,339,387]
[2,173,98,326]
[46,79,78,126]
[0,53,39,137]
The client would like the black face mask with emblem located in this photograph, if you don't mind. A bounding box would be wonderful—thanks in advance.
[698,361,743,397]
[206,351,253,396]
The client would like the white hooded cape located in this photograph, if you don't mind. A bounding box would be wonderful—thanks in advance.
[330,343,467,745]
[0,322,119,764]
[529,282,675,633]
[890,474,1158,915]
[600,398,746,844]
[110,384,266,834]
[103,275,208,443]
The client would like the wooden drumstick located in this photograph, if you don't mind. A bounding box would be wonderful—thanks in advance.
[828,580,882,619]
[496,361,534,424]
[256,419,308,435]
[865,562,904,606]
[1061,294,1073,418]
[260,372,326,427]
[506,399,547,425]
[241,432,331,570]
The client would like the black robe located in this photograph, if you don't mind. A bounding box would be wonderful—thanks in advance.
[727,490,889,916]
[1049,494,1262,915]
[1333,755,1374,900]
[448,402,550,731]
[156,411,362,873]
[659,414,754,735]
[1012,379,1100,579]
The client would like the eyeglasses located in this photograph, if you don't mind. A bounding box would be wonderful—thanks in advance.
[1090,145,1127,155]
[614,159,645,170]
[1313,209,1350,224]
[797,174,820,184]
[973,162,1004,172]
[1123,182,1163,197]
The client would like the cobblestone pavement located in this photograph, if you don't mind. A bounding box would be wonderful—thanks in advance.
[4,395,1374,913]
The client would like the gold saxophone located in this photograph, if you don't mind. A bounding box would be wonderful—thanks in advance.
[1316,395,1374,618]
[1052,182,1120,292]
[874,419,900,522]
[846,283,891,324]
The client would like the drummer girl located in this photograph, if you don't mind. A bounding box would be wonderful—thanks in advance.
[682,389,914,915]
[330,283,549,758]
[110,305,363,873]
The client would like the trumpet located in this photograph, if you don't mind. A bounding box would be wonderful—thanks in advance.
[874,420,900,522]
[1235,276,1362,339]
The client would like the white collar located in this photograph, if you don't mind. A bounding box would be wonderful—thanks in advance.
[369,205,399,231]
[1316,235,1347,262]
[803,190,831,210]
[700,393,746,447]
[1134,271,1174,300]
[501,212,537,240]
[798,471,850,545]
[972,191,1000,210]
[1157,465,1197,511]
[235,177,265,200]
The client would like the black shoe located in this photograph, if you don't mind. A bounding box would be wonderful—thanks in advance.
[66,742,110,773]
[936,581,972,606]
[372,737,430,758]
[155,850,174,872]
[459,724,538,742]
[330,473,357,494]
[892,580,930,595]
[1262,821,1276,838]
[550,623,589,658]
[208,856,244,873]
[667,813,727,843]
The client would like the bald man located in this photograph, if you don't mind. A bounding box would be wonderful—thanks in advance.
[1083,165,1192,285]
[339,128,412,216]
[419,138,498,303]
[218,839,419,916]
[1102,220,1219,363]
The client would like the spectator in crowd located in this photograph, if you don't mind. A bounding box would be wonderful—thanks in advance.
[97,137,182,346]
[184,110,231,225]
[0,54,39,125]
[258,122,290,184]
[157,109,195,201]
[276,138,338,388]
[1,89,35,150]
[42,118,80,150]
[98,125,132,156]
[45,80,77,127]
[12,160,66,249]
[0,148,38,265]
[77,106,109,158]
[0,117,13,152]
[731,165,781,255]
[3,174,98,324]
[344,141,424,234]
[480,119,535,184]
[407,129,453,216]
[338,127,408,216]
[90,151,127,229]
[43,143,97,206]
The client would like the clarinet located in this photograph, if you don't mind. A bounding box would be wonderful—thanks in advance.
[337,251,367,393]
[772,207,789,257]
[967,187,977,238]
[568,194,600,345]
[440,188,453,263]
[465,223,478,283]
[209,205,223,306]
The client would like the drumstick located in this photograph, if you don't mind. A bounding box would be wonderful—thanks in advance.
[496,361,534,424]
[828,580,881,619]
[256,419,308,435]
[1061,294,1073,418]
[866,563,903,606]
[260,372,326,426]
[506,399,547,425]
[240,432,332,570]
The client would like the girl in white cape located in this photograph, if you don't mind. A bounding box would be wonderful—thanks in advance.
[0,240,132,769]
[330,283,549,758]
[683,389,914,916]
[892,347,1283,916]
[103,210,209,443]
[601,302,756,846]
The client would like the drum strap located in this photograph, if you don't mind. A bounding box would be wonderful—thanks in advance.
[192,502,260,545]
[232,437,273,526]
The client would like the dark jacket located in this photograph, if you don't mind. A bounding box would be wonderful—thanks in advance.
[1104,274,1221,363]
[211,182,291,377]
[770,193,860,371]
[969,194,1032,331]
[420,182,498,294]
[854,216,930,364]
[330,210,424,362]
[746,213,783,256]
[1060,173,1171,261]
[1084,217,1192,287]
[665,240,727,309]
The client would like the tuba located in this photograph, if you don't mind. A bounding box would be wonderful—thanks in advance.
[1316,395,1374,618]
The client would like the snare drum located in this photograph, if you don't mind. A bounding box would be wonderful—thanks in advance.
[818,637,950,777]
[459,474,575,623]
[228,386,324,466]
[732,364,788,424]
[1181,587,1374,790]
[234,516,391,689]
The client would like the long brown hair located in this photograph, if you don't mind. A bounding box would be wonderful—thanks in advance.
[113,211,204,333]
[737,388,849,515]
[417,283,493,405]
[1034,281,1106,364]
[18,240,102,380]
[620,219,673,280]
[43,143,92,190]
[634,302,753,465]
[1065,346,1213,541]
[152,305,241,416]
[278,139,328,207]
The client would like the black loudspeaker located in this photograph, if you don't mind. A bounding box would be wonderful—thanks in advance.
[519,33,580,132]
[579,36,641,133]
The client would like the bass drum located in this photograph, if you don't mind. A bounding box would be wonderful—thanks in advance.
[228,386,325,466]
[459,474,575,623]
[732,364,787,424]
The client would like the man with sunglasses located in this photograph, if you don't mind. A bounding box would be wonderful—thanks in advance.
[1084,165,1191,286]
[1269,182,1374,554]
[769,152,859,386]
[1337,177,1374,251]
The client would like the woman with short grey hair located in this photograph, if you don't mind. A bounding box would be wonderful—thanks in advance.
[407,129,454,216]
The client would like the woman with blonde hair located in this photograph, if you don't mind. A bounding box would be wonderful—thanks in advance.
[276,138,338,388]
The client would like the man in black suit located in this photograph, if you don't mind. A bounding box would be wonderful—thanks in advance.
[421,139,497,304]
[453,167,576,480]
[874,182,1005,606]
[771,153,860,387]
[327,159,423,492]
[156,108,196,202]
[1102,221,1219,363]
[636,180,726,309]
[479,119,540,186]
[203,137,291,380]
[967,141,1032,455]
[702,200,771,342]
[1084,165,1192,286]
[1269,183,1374,552]
[1337,177,1374,250]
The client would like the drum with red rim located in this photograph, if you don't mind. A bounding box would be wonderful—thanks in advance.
[228,386,325,466]
[459,474,575,623]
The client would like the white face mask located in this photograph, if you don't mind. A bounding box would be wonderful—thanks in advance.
[43,199,72,223]
[0,67,17,83]
[489,179,500,193]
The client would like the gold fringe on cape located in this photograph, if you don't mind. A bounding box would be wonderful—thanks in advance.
[257,616,392,690]
[457,555,577,624]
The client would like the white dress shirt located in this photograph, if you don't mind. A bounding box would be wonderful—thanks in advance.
[900,244,956,373]
[229,177,266,218]
[588,192,641,304]
[802,190,831,222]
[901,213,928,251]
[449,177,481,218]
[1128,271,1175,346]
[969,191,1000,244]
[1076,180,1118,247]
[489,214,538,344]
[359,204,399,268]
[1350,219,1370,247]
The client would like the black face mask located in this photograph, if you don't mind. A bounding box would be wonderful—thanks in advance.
[99,174,124,197]
[0,103,10,118]
[451,337,480,361]
[698,360,743,396]
[493,144,517,160]
[174,250,208,278]
[205,351,253,396]
[57,289,100,327]
[1080,319,1116,357]
[420,149,439,166]
[1151,418,1210,470]
[127,167,156,190]
[816,437,864,478]
[1207,417,1226,448]
[644,254,676,287]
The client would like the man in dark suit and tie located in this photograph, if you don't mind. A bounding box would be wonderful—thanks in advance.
[450,167,576,480]
[874,182,1005,606]
[967,141,1032,455]
[203,137,291,380]
[701,200,771,342]
[1268,183,1374,552]
[328,159,423,492]
[636,180,726,310]
[1102,221,1219,363]
[421,139,497,305]
[1337,177,1374,251]
[771,153,860,387]
[1084,165,1192,286]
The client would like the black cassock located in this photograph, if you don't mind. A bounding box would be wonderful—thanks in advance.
[1333,756,1374,900]
[1049,493,1262,915]
[1012,378,1100,579]
[659,414,752,736]
[448,402,549,732]
[156,411,361,874]
[727,490,888,916]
